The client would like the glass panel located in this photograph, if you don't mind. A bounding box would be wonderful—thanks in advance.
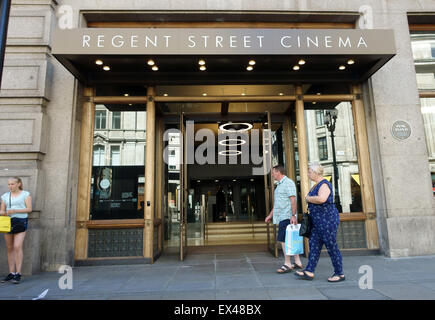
[95,110,106,130]
[411,32,435,90]
[419,98,435,195]
[112,111,121,129]
[411,31,435,195]
[164,124,181,248]
[90,104,146,220]
[304,102,362,213]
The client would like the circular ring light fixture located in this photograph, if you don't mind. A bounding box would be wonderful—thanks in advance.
[218,150,242,156]
[218,138,246,146]
[219,122,253,133]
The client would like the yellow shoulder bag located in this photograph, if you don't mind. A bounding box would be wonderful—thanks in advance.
[0,192,12,233]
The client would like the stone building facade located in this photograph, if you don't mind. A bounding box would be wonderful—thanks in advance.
[0,0,434,274]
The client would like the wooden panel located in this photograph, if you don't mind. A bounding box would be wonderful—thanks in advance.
[419,91,435,98]
[85,219,145,229]
[88,21,355,29]
[351,85,379,249]
[339,212,367,222]
[74,87,95,260]
[144,87,156,261]
[409,24,435,31]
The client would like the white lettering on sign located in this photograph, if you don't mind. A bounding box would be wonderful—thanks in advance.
[78,33,370,51]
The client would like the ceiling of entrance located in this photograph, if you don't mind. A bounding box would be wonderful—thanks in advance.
[59,54,392,86]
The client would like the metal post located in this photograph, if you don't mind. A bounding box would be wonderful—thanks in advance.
[330,129,342,212]
[0,0,12,87]
[325,109,343,213]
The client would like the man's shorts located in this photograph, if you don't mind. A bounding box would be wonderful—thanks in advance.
[277,219,291,242]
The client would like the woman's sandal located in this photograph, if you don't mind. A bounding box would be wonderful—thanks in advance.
[292,263,304,270]
[327,274,346,282]
[276,265,293,274]
[294,270,314,281]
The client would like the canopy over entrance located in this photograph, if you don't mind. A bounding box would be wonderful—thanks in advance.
[52,28,396,85]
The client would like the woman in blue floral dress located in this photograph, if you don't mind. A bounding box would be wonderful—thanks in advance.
[295,162,345,282]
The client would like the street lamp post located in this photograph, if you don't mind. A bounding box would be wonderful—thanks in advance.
[324,108,342,213]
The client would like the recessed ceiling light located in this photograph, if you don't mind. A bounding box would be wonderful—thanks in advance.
[298,59,306,65]
[278,93,284,96]
[219,122,253,132]
[339,65,346,70]
[152,65,159,71]
[124,93,129,96]
[147,59,155,66]
[293,65,300,71]
[163,93,168,97]
[103,66,110,71]
[316,92,321,95]
[202,93,207,96]
[247,66,254,71]
[218,150,242,156]
[95,60,103,65]
[128,103,132,106]
[200,65,206,71]
[347,59,355,65]
[241,93,246,96]
[218,138,247,146]
[198,59,206,65]
[312,102,317,105]
[248,60,256,66]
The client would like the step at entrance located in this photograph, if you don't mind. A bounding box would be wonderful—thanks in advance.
[205,222,268,244]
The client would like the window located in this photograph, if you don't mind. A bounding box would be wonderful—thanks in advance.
[112,112,121,129]
[316,110,325,126]
[305,102,361,213]
[93,145,105,166]
[411,31,435,196]
[318,137,328,160]
[110,146,121,166]
[95,110,106,129]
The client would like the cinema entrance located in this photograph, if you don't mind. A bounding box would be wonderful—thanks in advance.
[52,27,395,264]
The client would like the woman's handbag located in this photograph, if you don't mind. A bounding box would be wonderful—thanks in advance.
[299,212,312,238]
[0,216,11,233]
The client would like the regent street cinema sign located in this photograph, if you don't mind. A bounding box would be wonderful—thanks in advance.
[52,28,395,55]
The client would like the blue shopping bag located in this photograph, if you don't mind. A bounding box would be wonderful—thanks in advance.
[284,224,304,255]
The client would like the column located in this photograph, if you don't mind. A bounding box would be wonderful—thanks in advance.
[144,87,156,261]
[75,87,95,260]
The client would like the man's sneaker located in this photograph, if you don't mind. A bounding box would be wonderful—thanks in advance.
[1,273,15,283]
[12,273,21,284]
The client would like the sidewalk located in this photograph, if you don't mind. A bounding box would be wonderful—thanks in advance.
[0,251,435,300]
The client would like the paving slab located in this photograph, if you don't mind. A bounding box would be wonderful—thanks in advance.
[216,288,271,300]
[267,287,328,300]
[373,284,435,300]
[318,286,391,300]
